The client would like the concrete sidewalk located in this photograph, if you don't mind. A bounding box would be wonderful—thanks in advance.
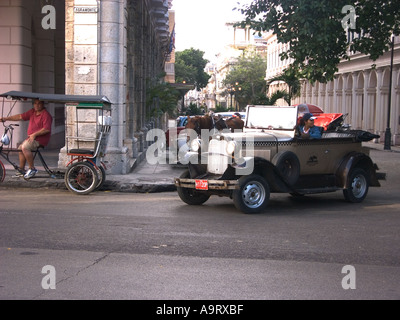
[0,149,186,193]
[0,142,399,193]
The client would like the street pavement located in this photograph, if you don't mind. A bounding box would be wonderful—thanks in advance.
[0,142,399,193]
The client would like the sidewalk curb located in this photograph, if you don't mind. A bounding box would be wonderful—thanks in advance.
[0,175,178,194]
[1,142,398,193]
[102,179,177,193]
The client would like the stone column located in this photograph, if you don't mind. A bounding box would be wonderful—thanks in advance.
[327,81,334,113]
[319,83,326,110]
[394,74,400,145]
[340,78,345,115]
[0,1,31,145]
[363,70,372,131]
[390,67,399,143]
[98,0,129,174]
[61,0,129,174]
[375,68,384,139]
[343,74,352,122]
[353,73,363,130]
[332,78,338,114]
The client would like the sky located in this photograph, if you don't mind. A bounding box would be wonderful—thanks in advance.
[171,0,253,62]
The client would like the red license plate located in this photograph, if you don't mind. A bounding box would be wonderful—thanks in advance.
[195,180,208,190]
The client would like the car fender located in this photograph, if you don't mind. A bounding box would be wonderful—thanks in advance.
[243,157,295,193]
[336,152,380,188]
[271,151,301,186]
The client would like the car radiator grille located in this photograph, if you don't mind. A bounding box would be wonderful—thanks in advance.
[208,140,229,175]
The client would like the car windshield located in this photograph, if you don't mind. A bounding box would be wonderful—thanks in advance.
[246,106,298,130]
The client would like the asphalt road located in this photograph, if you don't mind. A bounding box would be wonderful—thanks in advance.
[0,169,399,301]
[1,147,399,302]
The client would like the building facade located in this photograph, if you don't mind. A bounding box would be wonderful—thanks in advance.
[0,0,174,174]
[204,24,268,111]
[0,0,66,148]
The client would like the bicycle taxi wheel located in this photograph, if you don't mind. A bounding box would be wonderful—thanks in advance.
[94,164,106,190]
[65,161,99,195]
[0,160,5,183]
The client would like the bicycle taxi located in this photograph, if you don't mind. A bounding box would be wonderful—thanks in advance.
[0,91,112,195]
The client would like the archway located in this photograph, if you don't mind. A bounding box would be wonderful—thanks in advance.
[336,76,344,114]
[381,68,391,133]
[345,74,353,120]
[366,70,378,133]
[327,81,334,113]
[355,72,365,129]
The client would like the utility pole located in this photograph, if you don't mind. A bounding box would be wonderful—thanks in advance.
[384,36,395,150]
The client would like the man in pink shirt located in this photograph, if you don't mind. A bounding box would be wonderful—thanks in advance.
[0,99,53,179]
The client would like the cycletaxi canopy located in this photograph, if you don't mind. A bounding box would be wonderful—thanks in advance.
[0,91,112,110]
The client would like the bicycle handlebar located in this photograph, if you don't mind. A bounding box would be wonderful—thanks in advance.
[2,123,19,138]
[6,124,19,130]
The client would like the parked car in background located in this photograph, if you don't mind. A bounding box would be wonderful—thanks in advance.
[165,116,189,149]
[215,112,246,120]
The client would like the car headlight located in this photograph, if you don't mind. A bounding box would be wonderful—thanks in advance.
[190,139,201,152]
[226,140,236,155]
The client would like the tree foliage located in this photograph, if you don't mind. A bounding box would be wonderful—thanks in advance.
[267,67,302,105]
[236,0,400,83]
[146,80,180,117]
[183,103,204,116]
[175,48,211,91]
[224,53,269,108]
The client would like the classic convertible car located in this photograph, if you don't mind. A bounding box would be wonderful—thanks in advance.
[175,105,384,214]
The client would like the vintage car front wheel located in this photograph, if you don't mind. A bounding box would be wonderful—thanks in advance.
[177,170,210,205]
[233,175,270,214]
[343,168,369,203]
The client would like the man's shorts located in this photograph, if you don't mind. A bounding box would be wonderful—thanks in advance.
[20,139,40,151]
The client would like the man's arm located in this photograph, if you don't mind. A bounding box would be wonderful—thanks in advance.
[0,114,23,122]
[309,127,322,139]
[27,128,51,142]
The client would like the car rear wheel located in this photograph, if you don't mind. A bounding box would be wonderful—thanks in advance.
[233,174,270,214]
[177,170,210,205]
[343,168,369,203]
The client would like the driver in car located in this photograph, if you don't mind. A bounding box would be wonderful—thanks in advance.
[299,113,322,139]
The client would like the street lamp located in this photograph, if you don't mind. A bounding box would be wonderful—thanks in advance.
[236,86,242,111]
[226,82,241,111]
[227,86,235,109]
[384,36,395,151]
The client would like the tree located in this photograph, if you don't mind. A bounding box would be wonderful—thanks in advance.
[175,48,211,91]
[224,53,268,109]
[252,90,288,106]
[267,67,302,105]
[146,79,180,118]
[183,103,203,116]
[236,0,400,83]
